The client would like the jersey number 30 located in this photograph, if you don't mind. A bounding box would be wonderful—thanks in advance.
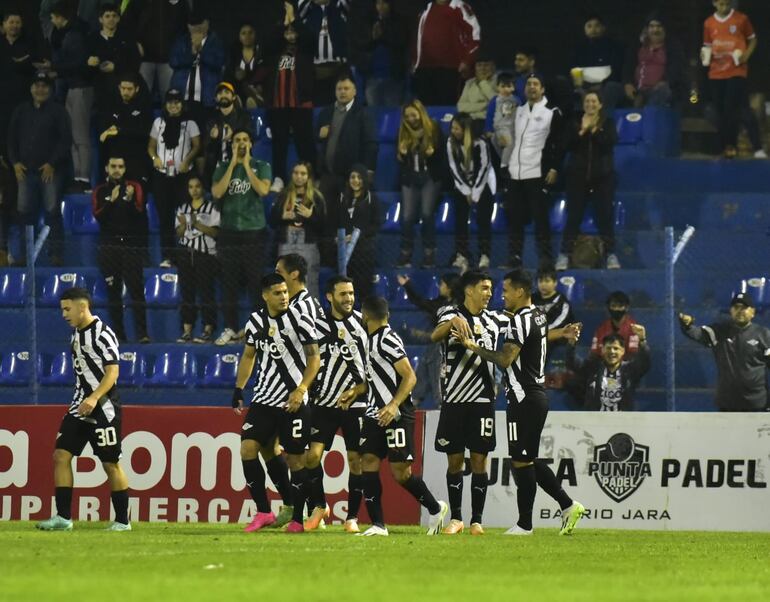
[94,427,117,447]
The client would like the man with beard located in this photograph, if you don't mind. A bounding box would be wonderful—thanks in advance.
[92,155,150,343]
[203,81,253,183]
[98,74,152,190]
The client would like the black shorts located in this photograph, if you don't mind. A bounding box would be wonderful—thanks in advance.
[434,403,496,455]
[241,403,311,455]
[506,391,548,462]
[360,414,416,464]
[310,405,365,452]
[56,412,122,463]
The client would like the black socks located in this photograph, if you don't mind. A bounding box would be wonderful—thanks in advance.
[362,471,384,527]
[534,459,573,510]
[242,459,270,513]
[402,475,440,515]
[111,489,129,524]
[513,465,537,530]
[55,486,72,520]
[347,473,363,520]
[470,472,488,525]
[446,472,463,521]
[266,455,293,506]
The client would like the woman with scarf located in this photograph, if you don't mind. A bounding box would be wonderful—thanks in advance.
[147,88,201,267]
[334,164,382,301]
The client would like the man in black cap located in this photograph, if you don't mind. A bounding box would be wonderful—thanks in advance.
[680,293,770,411]
[202,81,253,183]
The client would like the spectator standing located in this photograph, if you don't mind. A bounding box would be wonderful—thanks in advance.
[395,272,458,407]
[7,72,71,266]
[136,0,188,100]
[590,291,640,357]
[224,22,267,109]
[512,46,537,105]
[555,91,619,271]
[532,265,574,331]
[49,2,94,191]
[351,0,407,107]
[211,128,271,346]
[395,100,445,270]
[98,74,152,190]
[412,0,480,106]
[269,162,326,297]
[263,10,317,194]
[298,0,349,107]
[92,156,150,343]
[86,4,141,112]
[334,163,381,300]
[203,81,253,182]
[446,112,495,273]
[316,73,377,255]
[702,0,764,159]
[569,14,625,111]
[505,74,562,269]
[484,72,518,169]
[623,13,687,108]
[175,174,220,343]
[566,328,650,411]
[457,57,496,134]
[147,88,201,266]
[680,293,770,411]
[169,12,226,127]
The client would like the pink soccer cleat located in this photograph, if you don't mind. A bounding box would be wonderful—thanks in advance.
[243,511,276,533]
[284,520,305,533]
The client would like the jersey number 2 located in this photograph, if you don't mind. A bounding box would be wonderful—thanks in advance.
[94,427,117,447]
[291,419,303,439]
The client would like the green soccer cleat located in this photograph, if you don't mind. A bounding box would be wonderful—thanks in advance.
[559,501,585,536]
[272,505,294,528]
[106,522,132,531]
[36,515,73,531]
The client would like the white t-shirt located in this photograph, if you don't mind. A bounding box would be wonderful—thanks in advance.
[150,117,200,176]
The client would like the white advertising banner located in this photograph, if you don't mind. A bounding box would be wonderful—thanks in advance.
[421,411,770,531]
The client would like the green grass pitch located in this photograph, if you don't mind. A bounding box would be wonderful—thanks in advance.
[2,522,769,602]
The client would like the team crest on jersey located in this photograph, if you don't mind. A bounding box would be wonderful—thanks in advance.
[268,326,276,338]
[588,433,651,502]
[473,323,483,335]
[338,328,347,340]
[729,24,737,34]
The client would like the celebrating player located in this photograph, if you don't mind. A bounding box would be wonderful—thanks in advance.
[304,275,368,532]
[430,271,509,535]
[37,287,131,532]
[358,296,448,536]
[233,273,320,533]
[453,270,585,535]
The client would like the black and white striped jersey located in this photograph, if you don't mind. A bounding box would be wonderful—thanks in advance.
[244,305,318,407]
[438,305,509,404]
[503,305,548,402]
[175,200,221,255]
[290,288,325,323]
[314,310,369,409]
[365,325,413,419]
[68,317,120,424]
[532,291,574,330]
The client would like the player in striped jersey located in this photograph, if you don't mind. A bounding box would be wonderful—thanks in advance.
[232,273,320,533]
[453,270,585,536]
[357,296,448,536]
[303,275,369,532]
[430,270,509,535]
[37,288,131,532]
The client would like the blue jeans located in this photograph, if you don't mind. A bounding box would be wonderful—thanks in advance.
[400,176,440,254]
[17,169,64,259]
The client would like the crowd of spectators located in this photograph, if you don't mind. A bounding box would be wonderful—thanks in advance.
[0,1,766,411]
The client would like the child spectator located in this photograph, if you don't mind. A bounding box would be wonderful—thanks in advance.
[555,91,619,271]
[702,0,765,158]
[224,22,267,109]
[446,112,495,272]
[532,266,575,331]
[457,57,496,134]
[590,291,640,357]
[395,100,445,270]
[566,328,650,411]
[269,162,326,297]
[484,71,518,168]
[175,175,220,344]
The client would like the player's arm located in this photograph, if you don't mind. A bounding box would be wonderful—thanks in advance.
[77,364,119,416]
[431,315,471,342]
[378,357,416,427]
[452,324,520,369]
[287,343,320,413]
[337,381,368,410]
[232,344,257,415]
[548,322,582,345]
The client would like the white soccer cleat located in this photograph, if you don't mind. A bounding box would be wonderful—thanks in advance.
[356,525,389,537]
[106,522,132,532]
[503,525,533,536]
[426,500,448,535]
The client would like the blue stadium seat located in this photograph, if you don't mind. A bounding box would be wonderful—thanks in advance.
[376,108,401,143]
[557,274,585,305]
[425,106,456,136]
[118,350,145,386]
[375,143,399,191]
[372,273,390,299]
[490,201,507,233]
[435,198,456,233]
[40,272,87,307]
[549,197,626,234]
[382,200,401,233]
[145,195,160,233]
[70,201,100,234]
[146,350,197,387]
[201,352,240,387]
[0,271,27,306]
[144,272,180,306]
[0,350,31,385]
[616,110,644,145]
[737,277,767,307]
[39,351,73,385]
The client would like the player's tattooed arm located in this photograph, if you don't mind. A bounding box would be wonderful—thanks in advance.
[431,315,471,343]
[287,343,321,413]
[452,326,519,368]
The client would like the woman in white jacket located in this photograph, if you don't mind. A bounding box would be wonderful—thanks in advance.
[446,112,496,272]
